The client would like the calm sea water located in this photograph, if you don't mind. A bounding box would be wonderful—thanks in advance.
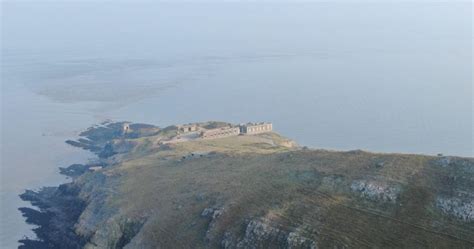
[1,2,472,248]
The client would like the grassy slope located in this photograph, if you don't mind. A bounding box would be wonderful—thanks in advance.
[82,132,474,249]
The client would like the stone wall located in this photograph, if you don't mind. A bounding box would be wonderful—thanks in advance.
[201,127,240,139]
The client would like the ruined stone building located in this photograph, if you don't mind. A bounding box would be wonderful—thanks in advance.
[201,127,240,139]
[173,121,274,141]
[239,122,273,135]
[178,124,199,133]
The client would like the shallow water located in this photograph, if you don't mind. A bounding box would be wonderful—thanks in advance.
[1,1,472,248]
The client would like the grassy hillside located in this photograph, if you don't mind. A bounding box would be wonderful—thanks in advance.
[68,127,474,249]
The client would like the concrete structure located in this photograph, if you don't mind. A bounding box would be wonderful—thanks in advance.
[179,124,199,133]
[239,122,273,135]
[201,127,240,139]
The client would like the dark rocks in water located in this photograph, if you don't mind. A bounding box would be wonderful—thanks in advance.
[65,139,102,153]
[20,188,55,209]
[18,238,52,249]
[59,163,108,178]
[59,164,90,177]
[18,207,52,227]
[18,184,87,249]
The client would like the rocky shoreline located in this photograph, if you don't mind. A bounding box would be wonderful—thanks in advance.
[18,121,153,248]
[19,185,87,249]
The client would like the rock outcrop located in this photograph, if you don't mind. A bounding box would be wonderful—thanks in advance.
[436,196,474,222]
[350,180,400,203]
[221,218,317,249]
[18,185,87,249]
[201,207,224,241]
